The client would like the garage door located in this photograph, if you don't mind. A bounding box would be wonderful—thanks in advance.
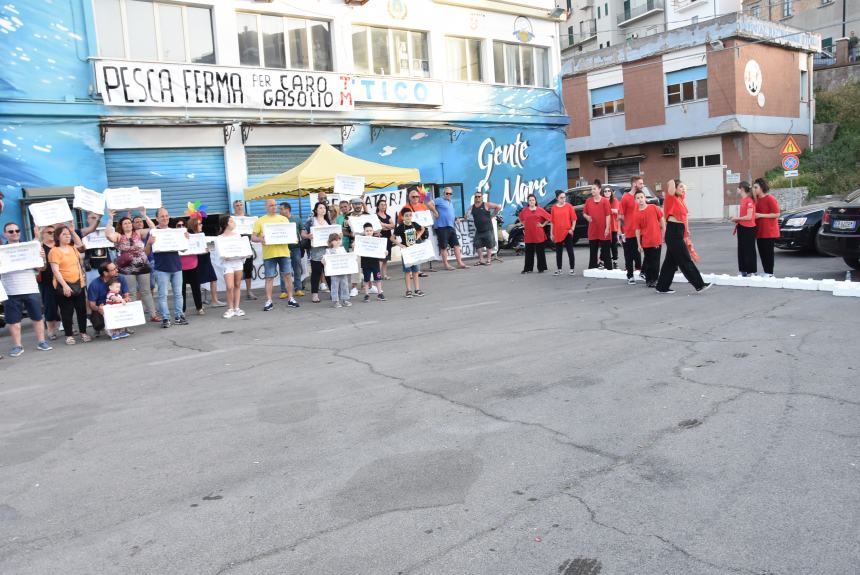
[104,148,229,215]
[606,161,641,185]
[246,145,334,218]
[678,137,723,219]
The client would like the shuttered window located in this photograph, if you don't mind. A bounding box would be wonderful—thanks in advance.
[245,145,336,218]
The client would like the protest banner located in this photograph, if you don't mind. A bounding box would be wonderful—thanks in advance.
[411,210,434,228]
[28,199,73,227]
[180,233,209,255]
[401,241,435,267]
[83,228,114,250]
[0,278,7,302]
[353,234,387,259]
[103,300,146,331]
[0,241,44,274]
[323,252,359,276]
[139,189,162,210]
[150,228,189,253]
[215,235,253,259]
[234,216,258,235]
[310,193,341,207]
[104,187,143,210]
[348,214,382,234]
[73,186,105,215]
[310,224,342,248]
[263,223,298,245]
[334,174,365,198]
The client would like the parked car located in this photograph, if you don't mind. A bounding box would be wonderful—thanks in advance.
[777,189,860,255]
[817,194,860,270]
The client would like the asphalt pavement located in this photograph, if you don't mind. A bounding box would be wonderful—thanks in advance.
[1,221,858,575]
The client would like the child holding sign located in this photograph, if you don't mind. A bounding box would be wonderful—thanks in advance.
[360,223,386,302]
[104,279,129,341]
[323,233,351,308]
[393,208,426,298]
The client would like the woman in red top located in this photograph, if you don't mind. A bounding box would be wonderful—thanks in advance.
[518,194,551,273]
[549,189,577,275]
[583,184,613,270]
[634,190,665,287]
[655,179,710,293]
[753,178,780,277]
[604,187,620,264]
[731,181,758,276]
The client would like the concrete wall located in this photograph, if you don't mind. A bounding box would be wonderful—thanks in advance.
[814,66,860,92]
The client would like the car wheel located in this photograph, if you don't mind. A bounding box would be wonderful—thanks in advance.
[813,226,834,257]
[843,257,860,271]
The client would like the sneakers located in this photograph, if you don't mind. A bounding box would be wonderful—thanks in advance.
[119,330,131,339]
[343,300,352,307]
[696,283,714,293]
[222,309,236,319]
[405,290,413,298]
[246,291,259,300]
[197,308,206,316]
[286,299,300,308]
[334,302,343,308]
[36,341,53,351]
[174,315,189,325]
[295,290,305,297]
[656,288,675,294]
[350,287,359,297]
[377,293,386,301]
[569,270,576,276]
[235,308,246,317]
[319,283,329,292]
[263,300,274,311]
[368,286,378,294]
[110,333,121,341]
[363,294,370,303]
[9,346,24,357]
[627,278,636,285]
[414,289,425,297]
[162,319,171,328]
[553,270,562,276]
[597,263,605,270]
[279,292,288,299]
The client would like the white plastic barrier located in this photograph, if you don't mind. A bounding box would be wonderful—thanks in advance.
[833,282,860,297]
[783,277,821,291]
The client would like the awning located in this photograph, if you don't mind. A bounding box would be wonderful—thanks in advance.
[593,154,646,166]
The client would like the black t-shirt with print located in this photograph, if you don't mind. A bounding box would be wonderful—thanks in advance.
[394,222,425,247]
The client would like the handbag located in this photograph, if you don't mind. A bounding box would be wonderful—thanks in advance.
[54,247,85,296]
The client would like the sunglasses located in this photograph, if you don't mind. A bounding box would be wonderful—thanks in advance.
[6,229,20,233]
[444,192,452,196]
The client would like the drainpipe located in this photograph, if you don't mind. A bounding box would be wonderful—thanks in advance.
[808,53,815,151]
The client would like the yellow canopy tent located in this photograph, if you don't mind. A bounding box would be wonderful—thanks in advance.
[243,142,421,201]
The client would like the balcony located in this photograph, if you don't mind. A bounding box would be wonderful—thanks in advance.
[578,0,594,8]
[618,0,665,26]
[562,19,597,49]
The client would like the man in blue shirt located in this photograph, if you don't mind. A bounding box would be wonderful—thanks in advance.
[435,187,468,270]
[86,261,130,337]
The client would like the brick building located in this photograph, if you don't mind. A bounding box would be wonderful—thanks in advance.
[562,13,820,218]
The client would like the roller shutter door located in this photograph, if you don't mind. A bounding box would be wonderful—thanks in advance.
[104,148,229,215]
[606,161,640,185]
[245,145,337,218]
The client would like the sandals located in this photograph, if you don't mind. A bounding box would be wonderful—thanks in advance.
[80,333,92,343]
[312,295,320,303]
[65,336,76,346]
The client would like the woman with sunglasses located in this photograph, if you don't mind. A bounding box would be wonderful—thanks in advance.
[48,224,90,345]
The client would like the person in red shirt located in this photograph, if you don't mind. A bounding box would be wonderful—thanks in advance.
[634,190,665,287]
[604,187,620,265]
[583,183,613,270]
[753,178,780,277]
[549,189,577,275]
[655,179,711,293]
[730,181,757,276]
[619,176,644,282]
[518,194,551,273]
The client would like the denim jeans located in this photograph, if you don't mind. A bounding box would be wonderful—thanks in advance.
[281,247,303,293]
[154,269,183,320]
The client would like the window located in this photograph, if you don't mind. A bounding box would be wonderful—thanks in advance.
[568,26,574,46]
[590,83,624,117]
[782,0,792,17]
[447,36,483,82]
[94,0,215,63]
[666,65,708,105]
[352,26,429,77]
[748,3,761,17]
[492,41,550,87]
[681,154,721,168]
[800,69,808,102]
[597,6,601,18]
[238,13,332,71]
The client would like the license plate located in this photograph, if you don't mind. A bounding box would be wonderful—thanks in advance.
[833,220,857,231]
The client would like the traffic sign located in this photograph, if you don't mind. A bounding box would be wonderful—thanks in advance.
[780,136,801,155]
[784,170,799,177]
[782,154,799,171]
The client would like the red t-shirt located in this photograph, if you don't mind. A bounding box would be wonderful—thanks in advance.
[755,194,780,238]
[583,197,611,240]
[518,207,551,243]
[620,193,638,236]
[609,200,619,233]
[549,202,577,243]
[636,204,664,248]
[664,192,688,224]
[738,196,756,228]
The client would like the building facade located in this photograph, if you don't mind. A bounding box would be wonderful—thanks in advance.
[0,0,568,231]
[562,13,819,218]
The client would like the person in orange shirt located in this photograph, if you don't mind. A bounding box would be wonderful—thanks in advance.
[619,176,644,282]
[582,183,613,270]
[633,190,665,287]
[549,189,577,275]
[603,187,620,265]
[730,181,757,276]
[655,179,711,294]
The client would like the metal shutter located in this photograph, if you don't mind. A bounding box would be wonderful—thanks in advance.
[606,161,641,185]
[104,148,229,215]
[245,145,337,219]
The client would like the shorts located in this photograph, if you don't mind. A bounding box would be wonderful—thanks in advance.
[436,226,460,250]
[474,229,495,250]
[362,264,381,283]
[242,256,254,279]
[4,292,43,324]
[402,263,419,274]
[263,257,292,279]
[221,259,245,274]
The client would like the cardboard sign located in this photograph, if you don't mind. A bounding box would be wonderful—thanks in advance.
[0,241,44,274]
[139,189,162,210]
[323,252,359,276]
[0,278,7,302]
[353,234,387,259]
[401,241,435,267]
[334,174,365,198]
[28,199,74,227]
[150,228,189,253]
[234,216,258,236]
[73,186,105,215]
[104,187,143,210]
[180,233,209,255]
[83,228,114,250]
[103,300,146,330]
[263,223,298,245]
[215,235,253,259]
[348,214,382,234]
[411,210,434,228]
[310,224,342,248]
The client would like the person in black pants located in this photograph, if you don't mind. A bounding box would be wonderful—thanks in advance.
[620,177,645,283]
[518,194,551,273]
[655,179,711,294]
[731,181,757,276]
[176,219,204,315]
[753,178,780,277]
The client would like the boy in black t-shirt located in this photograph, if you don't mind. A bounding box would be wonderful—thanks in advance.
[359,222,386,302]
[393,208,426,298]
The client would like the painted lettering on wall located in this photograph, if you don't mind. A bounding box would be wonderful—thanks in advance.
[476,132,548,209]
[352,77,443,106]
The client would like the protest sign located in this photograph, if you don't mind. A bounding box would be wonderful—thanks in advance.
[310,193,341,207]
[353,234,387,259]
[0,241,44,274]
[104,187,143,210]
[0,278,7,302]
[28,199,73,227]
[334,174,365,198]
[139,189,162,210]
[234,216,258,236]
[150,228,189,253]
[83,228,114,250]
[215,235,253,259]
[73,186,105,215]
[401,241,435,267]
[411,210,434,228]
[348,214,382,234]
[103,300,146,330]
[310,224,342,248]
[263,223,298,245]
[323,252,359,276]
[180,233,209,255]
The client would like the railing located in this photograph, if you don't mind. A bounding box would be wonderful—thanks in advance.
[618,0,665,25]
[813,51,837,68]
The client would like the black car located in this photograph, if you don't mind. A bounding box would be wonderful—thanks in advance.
[776,189,860,255]
[817,195,860,270]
